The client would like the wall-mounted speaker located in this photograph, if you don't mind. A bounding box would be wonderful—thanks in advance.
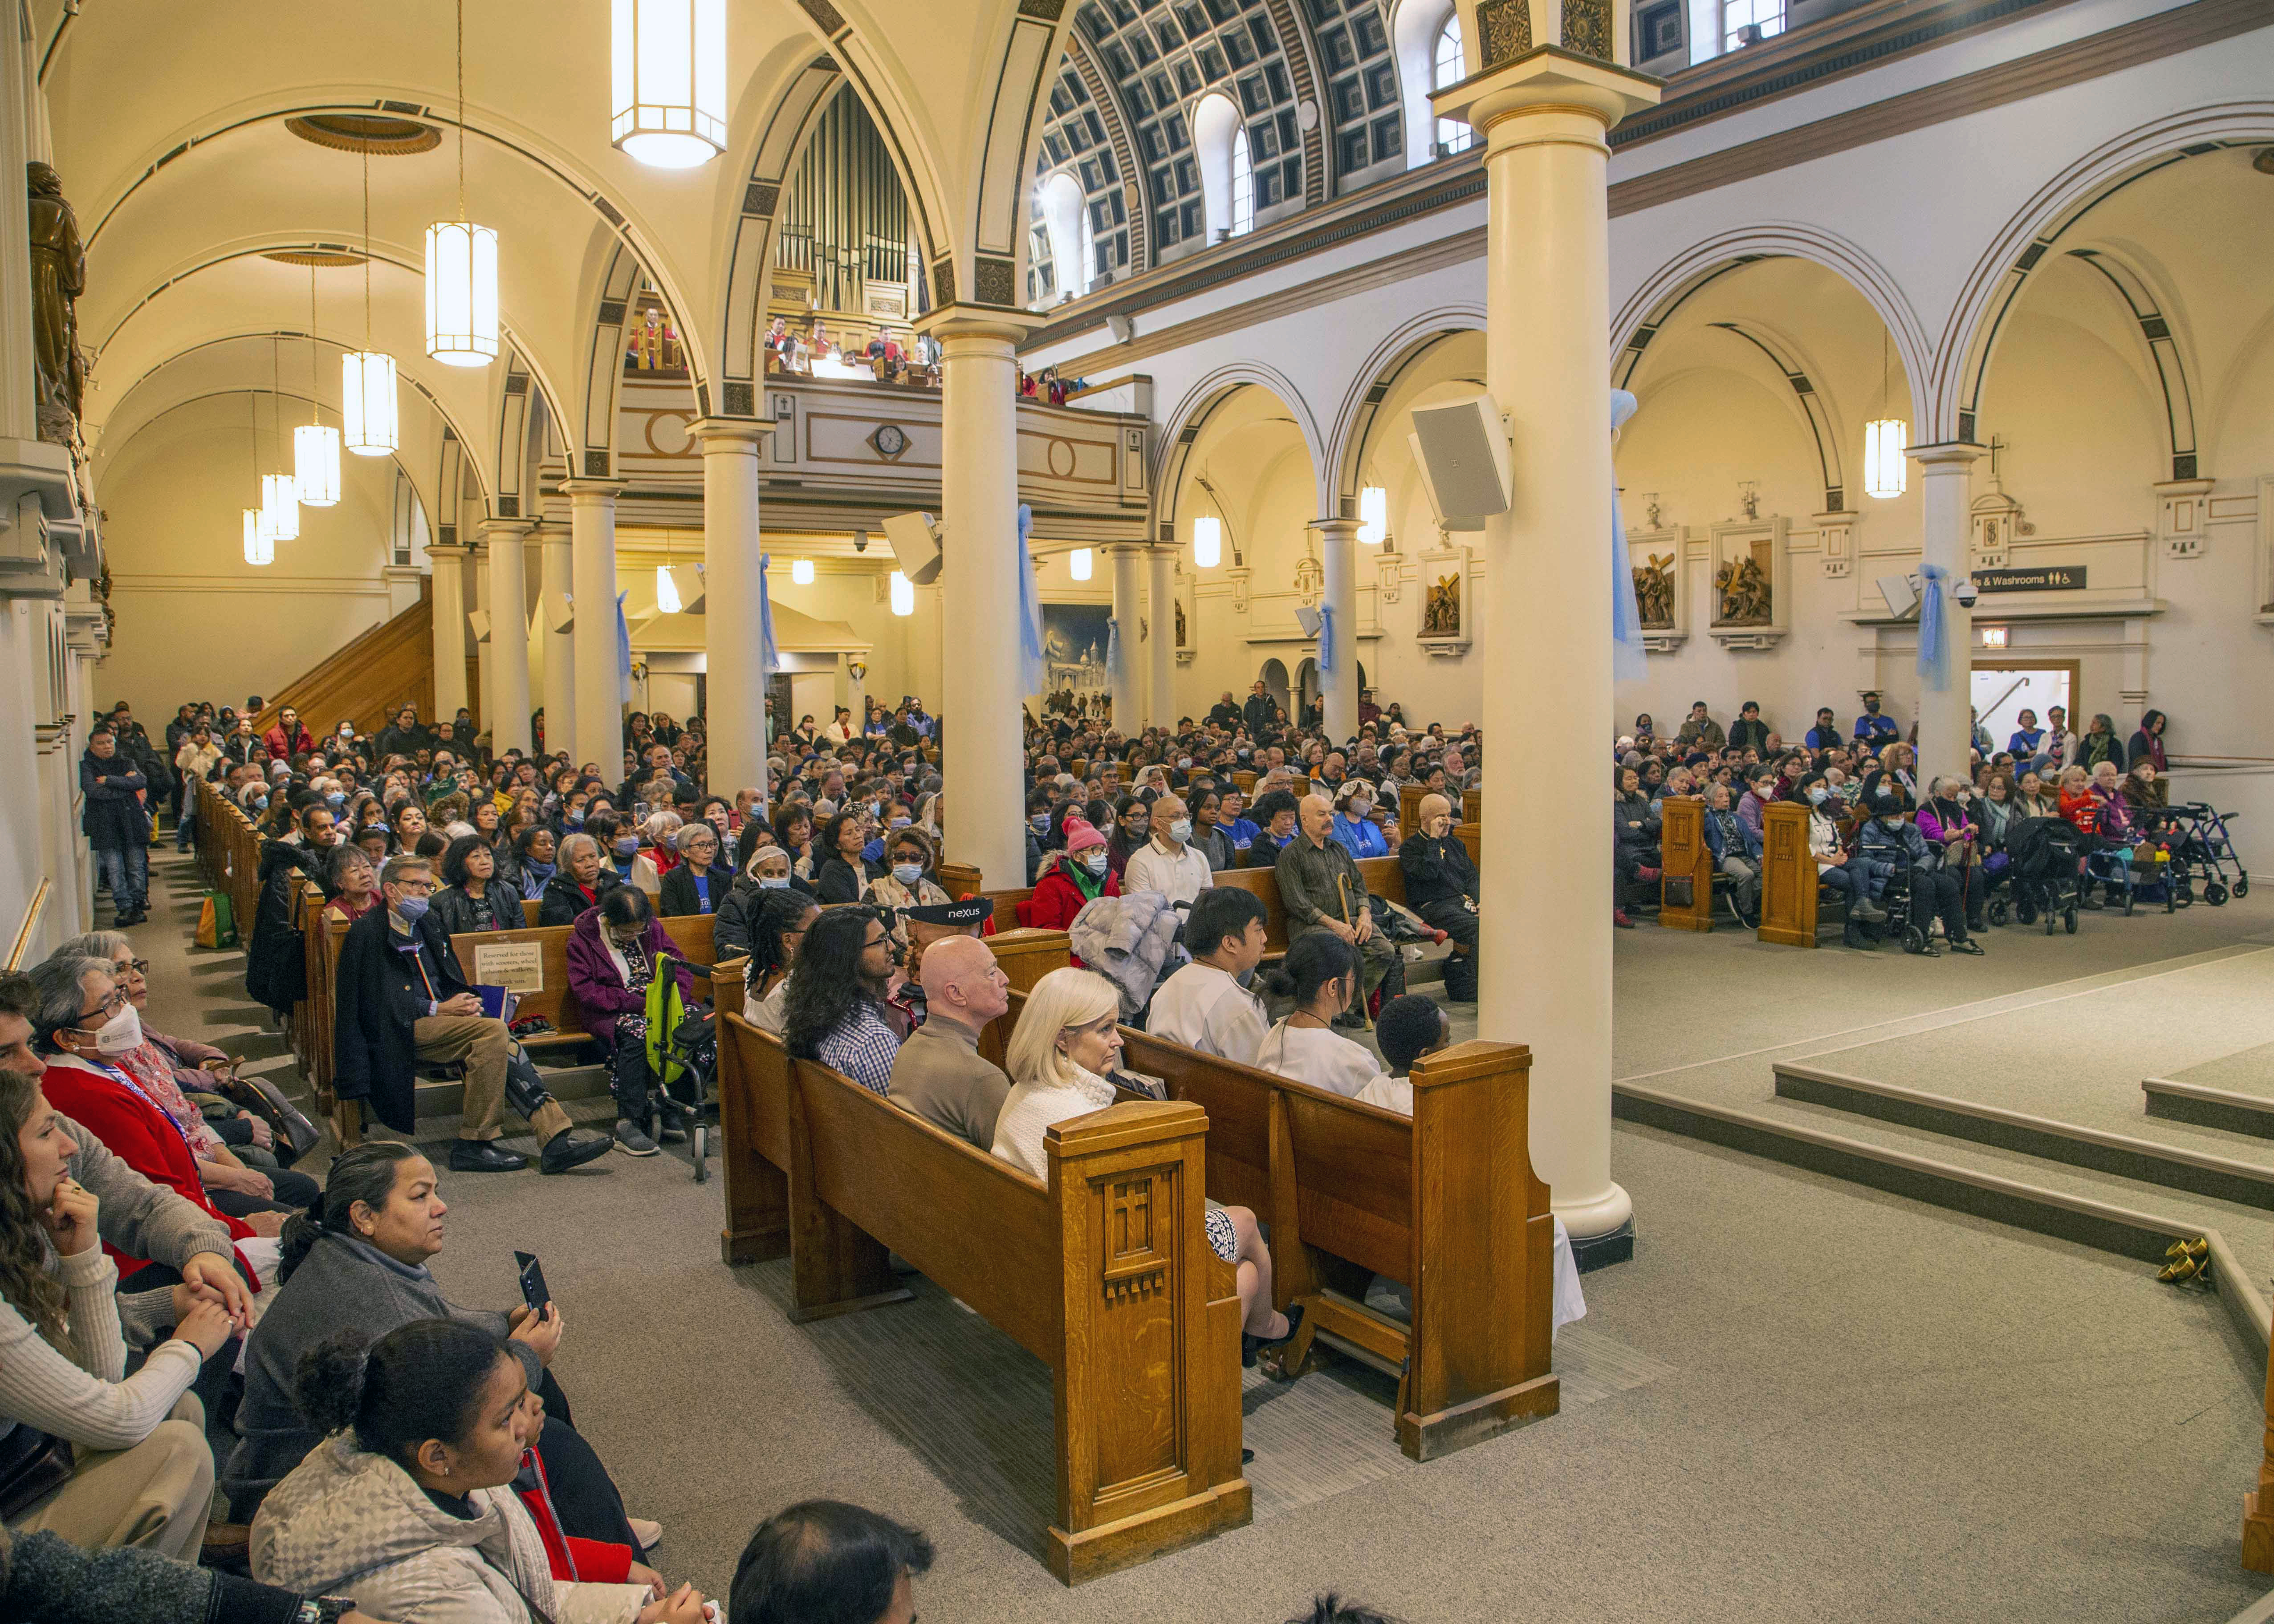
[666,565,706,616]
[1407,392,1513,530]
[466,609,491,643]
[1875,573,1920,619]
[884,511,944,585]
[545,592,574,634]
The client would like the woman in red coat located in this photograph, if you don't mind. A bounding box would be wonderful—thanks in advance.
[1017,815,1118,955]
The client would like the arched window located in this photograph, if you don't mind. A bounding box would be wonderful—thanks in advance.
[1230,121,1256,238]
[1432,16,1472,157]
[1035,171,1091,300]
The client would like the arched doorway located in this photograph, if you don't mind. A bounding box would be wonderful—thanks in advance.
[1260,657,1290,721]
[1296,657,1319,716]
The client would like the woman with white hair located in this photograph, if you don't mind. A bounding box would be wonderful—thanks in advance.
[657,820,724,918]
[994,969,1299,1364]
[626,810,683,896]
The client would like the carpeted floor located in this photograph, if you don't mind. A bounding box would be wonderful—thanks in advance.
[131,850,2273,1623]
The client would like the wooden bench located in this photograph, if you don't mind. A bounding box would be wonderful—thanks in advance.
[1206,854,1410,953]
[443,913,720,1053]
[1658,796,1715,931]
[714,1014,1250,1583]
[988,992,1558,1461]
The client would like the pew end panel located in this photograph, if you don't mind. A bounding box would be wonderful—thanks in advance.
[1399,1039,1559,1460]
[988,929,1073,995]
[1658,797,1715,932]
[1045,1101,1252,1584]
[714,1014,793,1266]
[1757,801,1821,948]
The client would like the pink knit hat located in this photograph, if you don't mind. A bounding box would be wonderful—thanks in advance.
[1061,815,1108,853]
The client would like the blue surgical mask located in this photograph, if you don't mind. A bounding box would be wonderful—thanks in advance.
[1081,850,1109,875]
[891,862,924,886]
[757,875,791,890]
[1807,786,1829,805]
[1030,813,1051,833]
[393,893,431,926]
[325,792,346,811]
[614,837,640,859]
[565,813,585,828]
[1168,818,1193,844]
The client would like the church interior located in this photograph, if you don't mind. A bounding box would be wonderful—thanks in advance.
[1,0,2273,1620]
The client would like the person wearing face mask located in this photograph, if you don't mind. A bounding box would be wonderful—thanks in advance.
[1144,888,1270,1065]
[1018,817,1120,937]
[861,828,950,944]
[1857,793,1981,956]
[1399,794,1479,997]
[1795,773,1873,948]
[1122,794,1213,908]
[1916,775,1988,935]
[566,887,700,1158]
[335,856,614,1175]
[1327,780,1388,860]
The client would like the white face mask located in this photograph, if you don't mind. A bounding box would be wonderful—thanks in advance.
[1167,818,1192,844]
[1081,849,1109,875]
[89,1002,143,1057]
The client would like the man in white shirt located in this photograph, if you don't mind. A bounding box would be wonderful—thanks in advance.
[1146,887,1270,1065]
[1123,793,1213,907]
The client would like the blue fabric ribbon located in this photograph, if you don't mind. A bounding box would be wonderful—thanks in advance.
[1610,389,1648,686]
[1917,562,1949,691]
[1105,615,1120,678]
[1317,602,1337,675]
[614,591,631,685]
[758,553,781,677]
[1014,503,1047,697]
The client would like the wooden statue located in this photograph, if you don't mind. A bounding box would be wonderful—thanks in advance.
[1714,553,1772,625]
[27,163,85,445]
[1422,572,1461,637]
[1174,597,1187,648]
[1634,552,1676,628]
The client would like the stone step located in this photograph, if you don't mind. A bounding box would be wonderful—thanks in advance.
[2144,1076,2274,1142]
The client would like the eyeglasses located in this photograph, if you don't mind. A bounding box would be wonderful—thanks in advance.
[115,958,150,978]
[77,987,129,1023]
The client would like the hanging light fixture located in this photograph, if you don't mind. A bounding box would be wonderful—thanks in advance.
[1192,514,1221,569]
[890,570,914,616]
[1863,328,1908,500]
[1069,547,1093,581]
[243,394,274,566]
[1357,485,1387,546]
[654,529,683,613]
[427,0,500,366]
[610,0,727,169]
[344,150,399,456]
[261,340,301,542]
[791,558,814,585]
[295,264,341,505]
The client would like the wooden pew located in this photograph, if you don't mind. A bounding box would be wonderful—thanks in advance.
[445,913,720,1055]
[1233,770,1256,795]
[1206,854,1409,954]
[714,1013,1250,1583]
[1657,796,1714,932]
[986,927,1073,993]
[1757,800,1821,947]
[995,991,1558,1460]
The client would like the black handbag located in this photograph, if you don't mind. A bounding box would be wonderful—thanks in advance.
[0,1424,76,1518]
[205,1069,323,1163]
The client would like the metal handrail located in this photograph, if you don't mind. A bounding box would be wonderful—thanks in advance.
[6,878,51,972]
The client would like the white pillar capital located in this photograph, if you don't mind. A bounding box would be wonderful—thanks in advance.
[689,416,774,450]
[913,304,1042,352]
[1908,441,1987,472]
[476,516,535,543]
[1432,47,1661,145]
[563,479,628,508]
[426,540,471,559]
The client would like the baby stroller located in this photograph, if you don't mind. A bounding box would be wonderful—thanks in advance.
[643,950,718,1181]
[2164,802,2250,906]
[2001,816,2083,934]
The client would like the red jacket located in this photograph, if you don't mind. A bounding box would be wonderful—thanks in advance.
[263,723,315,762]
[1017,860,1116,935]
[518,1444,635,1583]
[40,1055,253,1280]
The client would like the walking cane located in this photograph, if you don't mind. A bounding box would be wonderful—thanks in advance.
[1336,871,1375,1031]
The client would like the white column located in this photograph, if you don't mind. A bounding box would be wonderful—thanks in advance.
[480,519,534,756]
[924,310,1033,889]
[565,481,628,775]
[1310,517,1360,743]
[536,523,575,760]
[694,418,773,804]
[1912,443,1983,792]
[427,542,470,724]
[1107,542,1143,732]
[1439,52,1659,1250]
[1146,546,1175,729]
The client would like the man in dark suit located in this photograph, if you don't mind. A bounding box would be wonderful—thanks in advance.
[333,853,611,1175]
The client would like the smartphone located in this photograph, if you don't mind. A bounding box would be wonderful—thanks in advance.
[514,1250,551,1316]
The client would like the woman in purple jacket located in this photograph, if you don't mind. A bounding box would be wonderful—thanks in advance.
[565,886,699,1157]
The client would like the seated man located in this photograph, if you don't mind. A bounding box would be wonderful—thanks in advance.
[1122,793,1212,908]
[731,1501,934,1624]
[1146,887,1270,1065]
[333,855,613,1174]
[1675,700,1725,752]
[1701,782,1762,929]
[1853,690,1899,746]
[1398,794,1477,999]
[1275,794,1398,1020]
[887,935,1009,1149]
[1804,707,1842,752]
[1858,792,1980,956]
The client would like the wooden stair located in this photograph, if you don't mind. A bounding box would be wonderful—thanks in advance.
[249,577,469,738]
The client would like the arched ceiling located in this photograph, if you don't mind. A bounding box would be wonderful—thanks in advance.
[37,0,1075,504]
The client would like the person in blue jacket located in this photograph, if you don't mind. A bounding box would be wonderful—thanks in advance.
[1853,691,1900,746]
[2007,707,2046,758]
[1328,780,1390,859]
[1700,781,1761,928]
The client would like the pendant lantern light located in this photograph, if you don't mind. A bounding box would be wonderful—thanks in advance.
[261,340,300,542]
[1069,547,1093,581]
[427,0,500,366]
[889,570,914,617]
[243,394,274,566]
[655,563,683,614]
[790,558,815,585]
[344,151,399,456]
[610,0,727,169]
[1192,514,1221,569]
[1863,329,1908,500]
[1356,485,1387,546]
[294,265,342,505]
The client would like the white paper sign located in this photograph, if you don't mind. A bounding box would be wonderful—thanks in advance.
[472,941,545,994]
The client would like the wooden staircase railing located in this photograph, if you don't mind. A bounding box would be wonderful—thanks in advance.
[249,577,444,739]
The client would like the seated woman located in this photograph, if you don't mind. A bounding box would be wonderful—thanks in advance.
[1104,794,1151,883]
[1400,794,1479,994]
[1915,776,1987,933]
[739,889,820,1035]
[1017,816,1117,937]
[537,834,624,927]
[655,821,724,918]
[1327,780,1389,859]
[225,1144,652,1562]
[1254,935,1386,1100]
[319,844,382,928]
[508,823,559,896]
[2056,764,2099,834]
[1239,790,1300,869]
[1187,789,1233,873]
[771,804,819,887]
[0,1065,236,1561]
[812,811,879,905]
[862,827,950,944]
[2012,767,2059,822]
[566,887,701,1157]
[626,812,682,896]
[1795,774,1871,947]
[252,1318,699,1624]
[1610,769,1660,928]
[431,834,526,940]
[995,968,1298,1365]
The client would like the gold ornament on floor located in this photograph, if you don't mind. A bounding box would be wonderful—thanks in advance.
[2156,1235,2209,1283]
